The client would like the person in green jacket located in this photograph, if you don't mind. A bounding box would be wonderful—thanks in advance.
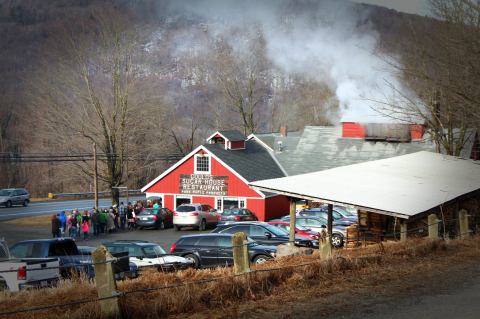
[98,210,108,234]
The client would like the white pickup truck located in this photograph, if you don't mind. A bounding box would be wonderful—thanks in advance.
[0,240,60,292]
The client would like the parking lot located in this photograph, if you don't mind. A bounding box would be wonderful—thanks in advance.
[0,220,212,251]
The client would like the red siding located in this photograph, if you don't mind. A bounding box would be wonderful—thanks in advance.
[192,196,215,207]
[164,195,174,211]
[342,122,365,138]
[229,141,246,149]
[247,198,266,221]
[410,124,424,140]
[265,196,291,221]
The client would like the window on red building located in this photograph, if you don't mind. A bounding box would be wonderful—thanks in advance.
[195,155,210,174]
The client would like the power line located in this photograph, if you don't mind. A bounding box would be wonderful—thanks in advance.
[0,152,184,163]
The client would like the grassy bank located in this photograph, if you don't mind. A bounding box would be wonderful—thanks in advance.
[1,238,479,319]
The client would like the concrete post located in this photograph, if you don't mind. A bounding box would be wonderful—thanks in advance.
[428,214,439,239]
[289,198,296,246]
[92,246,122,318]
[232,232,250,274]
[459,209,469,239]
[319,230,332,260]
[400,221,407,242]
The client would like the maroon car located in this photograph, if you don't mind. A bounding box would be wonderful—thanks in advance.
[268,221,320,240]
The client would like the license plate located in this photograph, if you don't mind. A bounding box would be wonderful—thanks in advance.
[141,217,148,221]
[40,280,48,287]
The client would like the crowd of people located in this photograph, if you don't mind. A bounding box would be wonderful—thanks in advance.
[50,200,153,240]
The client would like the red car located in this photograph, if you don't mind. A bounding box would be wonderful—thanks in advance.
[268,221,320,240]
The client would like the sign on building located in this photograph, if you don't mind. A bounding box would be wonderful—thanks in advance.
[179,174,228,196]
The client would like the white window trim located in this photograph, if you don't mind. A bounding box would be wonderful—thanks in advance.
[174,195,192,210]
[216,197,223,212]
[194,154,211,174]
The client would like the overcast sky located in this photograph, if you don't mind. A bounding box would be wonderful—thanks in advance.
[350,0,431,15]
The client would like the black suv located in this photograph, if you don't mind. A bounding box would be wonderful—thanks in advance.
[211,221,318,248]
[170,233,276,268]
[0,188,30,208]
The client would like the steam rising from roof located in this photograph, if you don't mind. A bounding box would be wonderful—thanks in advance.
[164,0,418,123]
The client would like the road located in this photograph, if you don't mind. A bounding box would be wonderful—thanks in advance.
[0,196,145,221]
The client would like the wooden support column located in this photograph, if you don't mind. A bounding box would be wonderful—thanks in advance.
[400,221,407,242]
[459,209,469,239]
[289,198,296,246]
[92,246,122,318]
[232,232,250,274]
[428,214,439,239]
[327,204,333,247]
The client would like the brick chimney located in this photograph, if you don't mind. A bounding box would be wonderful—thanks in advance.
[410,124,425,140]
[342,122,365,138]
[279,125,288,137]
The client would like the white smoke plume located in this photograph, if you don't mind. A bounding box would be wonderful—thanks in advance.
[164,0,416,123]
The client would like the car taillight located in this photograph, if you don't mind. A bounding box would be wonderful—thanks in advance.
[17,266,27,280]
[190,212,199,216]
[173,212,178,216]
[311,235,319,240]
[153,215,158,221]
[170,243,177,253]
[234,216,241,221]
[217,215,222,221]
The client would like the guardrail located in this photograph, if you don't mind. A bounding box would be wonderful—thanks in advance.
[47,190,143,200]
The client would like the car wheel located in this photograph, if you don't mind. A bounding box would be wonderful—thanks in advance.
[199,219,206,231]
[184,254,200,269]
[253,255,270,264]
[175,225,181,231]
[331,234,344,248]
[138,226,144,230]
[23,199,29,207]
[5,201,12,208]
[159,220,165,230]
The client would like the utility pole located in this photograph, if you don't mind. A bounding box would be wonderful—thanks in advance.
[93,142,99,210]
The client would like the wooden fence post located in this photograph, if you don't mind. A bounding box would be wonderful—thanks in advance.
[92,246,122,318]
[459,209,469,239]
[319,230,332,260]
[289,198,296,246]
[428,214,439,239]
[232,232,250,275]
[400,221,407,242]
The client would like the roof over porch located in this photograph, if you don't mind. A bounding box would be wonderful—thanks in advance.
[250,151,480,219]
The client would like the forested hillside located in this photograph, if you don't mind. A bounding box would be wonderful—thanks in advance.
[0,0,478,196]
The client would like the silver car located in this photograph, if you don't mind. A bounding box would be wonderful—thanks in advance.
[173,203,219,231]
[0,188,30,208]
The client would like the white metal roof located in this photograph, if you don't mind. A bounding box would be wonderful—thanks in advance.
[250,151,480,219]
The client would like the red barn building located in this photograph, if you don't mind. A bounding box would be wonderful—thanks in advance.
[141,130,290,221]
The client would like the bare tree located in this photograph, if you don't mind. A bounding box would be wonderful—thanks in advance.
[30,7,165,204]
[211,34,270,135]
[376,0,480,156]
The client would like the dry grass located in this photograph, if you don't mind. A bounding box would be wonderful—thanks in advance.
[4,215,51,226]
[1,237,479,319]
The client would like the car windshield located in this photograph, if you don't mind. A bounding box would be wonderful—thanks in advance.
[223,209,242,216]
[140,209,157,215]
[338,207,357,216]
[296,225,309,231]
[142,245,167,257]
[263,224,289,236]
[176,206,195,212]
[0,190,12,196]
